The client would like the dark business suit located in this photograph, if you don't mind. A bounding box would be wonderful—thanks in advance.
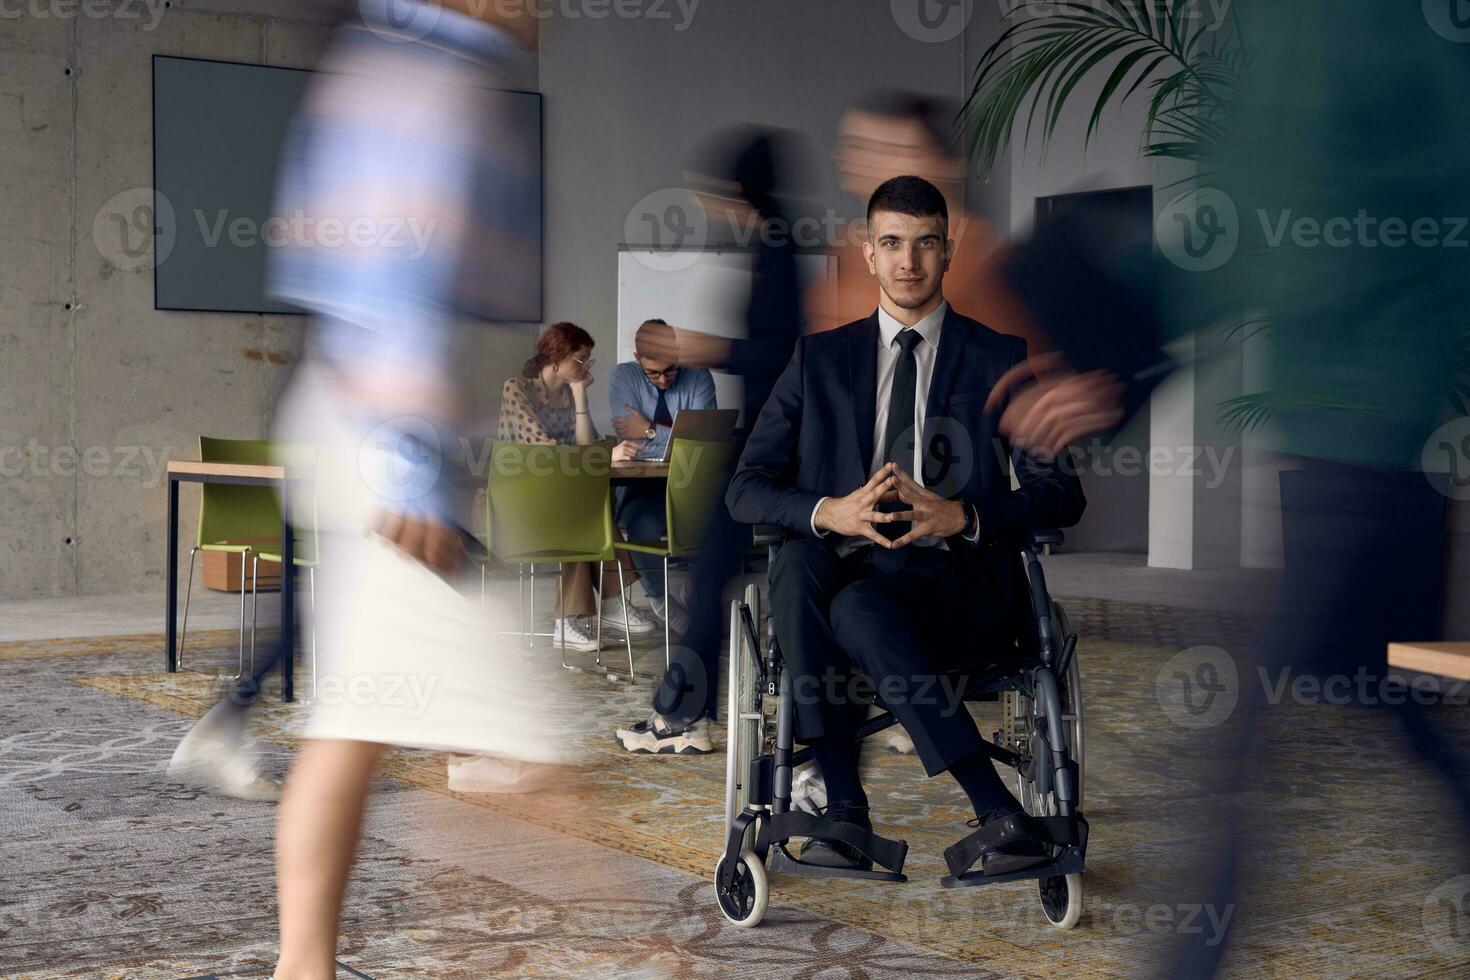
[725,305,1085,777]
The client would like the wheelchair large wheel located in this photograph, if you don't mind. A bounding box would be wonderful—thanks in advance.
[714,848,768,927]
[1055,600,1084,812]
[1004,602,1084,814]
[724,587,765,834]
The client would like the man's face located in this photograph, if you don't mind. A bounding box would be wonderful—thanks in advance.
[636,354,679,391]
[863,209,951,313]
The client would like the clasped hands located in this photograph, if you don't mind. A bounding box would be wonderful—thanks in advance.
[813,461,969,548]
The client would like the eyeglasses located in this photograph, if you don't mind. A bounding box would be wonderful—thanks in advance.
[571,355,596,370]
[642,365,679,381]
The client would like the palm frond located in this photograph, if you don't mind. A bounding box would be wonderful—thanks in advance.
[963,0,1245,177]
[1217,393,1276,432]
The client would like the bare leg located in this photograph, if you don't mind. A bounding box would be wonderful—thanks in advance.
[273,738,387,980]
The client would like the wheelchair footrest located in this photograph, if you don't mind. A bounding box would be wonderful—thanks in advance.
[940,846,1084,889]
[760,810,909,875]
[768,843,907,882]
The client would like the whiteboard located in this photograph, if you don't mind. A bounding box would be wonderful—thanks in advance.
[616,248,837,425]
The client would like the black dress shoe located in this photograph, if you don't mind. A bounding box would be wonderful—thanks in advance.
[797,801,874,870]
[976,811,1046,875]
[945,806,1051,878]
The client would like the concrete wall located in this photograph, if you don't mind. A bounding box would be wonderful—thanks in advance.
[0,0,543,600]
[3,2,334,600]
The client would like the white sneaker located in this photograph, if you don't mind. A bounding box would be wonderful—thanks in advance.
[883,728,916,754]
[790,765,828,815]
[446,754,564,794]
[615,713,714,754]
[553,617,600,652]
[649,594,692,635]
[167,702,281,802]
[600,597,658,635]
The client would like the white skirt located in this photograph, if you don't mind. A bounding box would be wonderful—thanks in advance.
[272,358,575,762]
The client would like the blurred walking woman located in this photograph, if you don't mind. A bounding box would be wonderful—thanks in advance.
[497,322,657,650]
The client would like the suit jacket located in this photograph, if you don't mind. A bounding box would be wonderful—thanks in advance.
[726,306,1086,615]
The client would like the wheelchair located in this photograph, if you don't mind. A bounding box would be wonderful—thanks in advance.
[715,528,1087,929]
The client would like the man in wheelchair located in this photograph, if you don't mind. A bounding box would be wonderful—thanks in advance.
[725,176,1086,881]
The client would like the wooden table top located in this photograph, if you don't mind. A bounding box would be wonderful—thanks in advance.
[170,458,668,481]
[1388,642,1470,680]
[167,460,287,480]
[610,459,670,479]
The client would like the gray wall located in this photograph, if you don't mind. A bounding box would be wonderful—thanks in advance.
[538,0,981,434]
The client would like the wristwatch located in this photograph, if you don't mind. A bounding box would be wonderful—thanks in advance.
[961,502,979,539]
[644,424,657,440]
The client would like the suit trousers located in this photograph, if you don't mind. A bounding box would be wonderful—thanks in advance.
[768,538,1016,777]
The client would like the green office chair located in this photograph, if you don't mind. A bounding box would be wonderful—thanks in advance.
[178,437,282,677]
[615,438,736,667]
[474,441,641,678]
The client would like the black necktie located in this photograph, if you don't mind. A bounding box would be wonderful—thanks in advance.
[653,387,673,427]
[877,329,923,540]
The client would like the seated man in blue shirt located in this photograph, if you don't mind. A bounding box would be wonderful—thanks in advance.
[610,318,718,625]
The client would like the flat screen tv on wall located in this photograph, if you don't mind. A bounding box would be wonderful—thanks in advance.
[151,55,543,321]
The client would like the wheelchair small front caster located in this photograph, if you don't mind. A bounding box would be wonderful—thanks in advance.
[1039,871,1083,929]
[714,848,769,927]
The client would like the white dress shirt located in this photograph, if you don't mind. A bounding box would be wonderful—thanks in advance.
[811,301,980,553]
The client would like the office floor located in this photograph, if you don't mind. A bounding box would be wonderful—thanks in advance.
[0,551,1278,643]
[3,553,1466,979]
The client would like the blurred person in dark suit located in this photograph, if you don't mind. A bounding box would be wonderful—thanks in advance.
[984,2,1470,972]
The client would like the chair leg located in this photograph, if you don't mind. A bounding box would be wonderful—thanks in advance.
[519,563,526,643]
[307,566,318,704]
[663,555,672,671]
[616,560,634,679]
[236,548,250,678]
[178,548,199,670]
[529,563,537,649]
[480,562,487,609]
[558,562,573,671]
[595,560,606,667]
[247,554,260,678]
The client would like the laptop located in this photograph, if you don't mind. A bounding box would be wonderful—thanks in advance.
[658,409,739,461]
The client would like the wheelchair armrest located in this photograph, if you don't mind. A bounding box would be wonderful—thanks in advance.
[752,524,785,547]
[1026,528,1064,549]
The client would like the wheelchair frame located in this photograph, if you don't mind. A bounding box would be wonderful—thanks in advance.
[715,530,1088,929]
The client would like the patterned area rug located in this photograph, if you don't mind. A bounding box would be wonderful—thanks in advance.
[3,595,1469,978]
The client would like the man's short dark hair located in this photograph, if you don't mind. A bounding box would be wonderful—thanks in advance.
[867,175,948,232]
